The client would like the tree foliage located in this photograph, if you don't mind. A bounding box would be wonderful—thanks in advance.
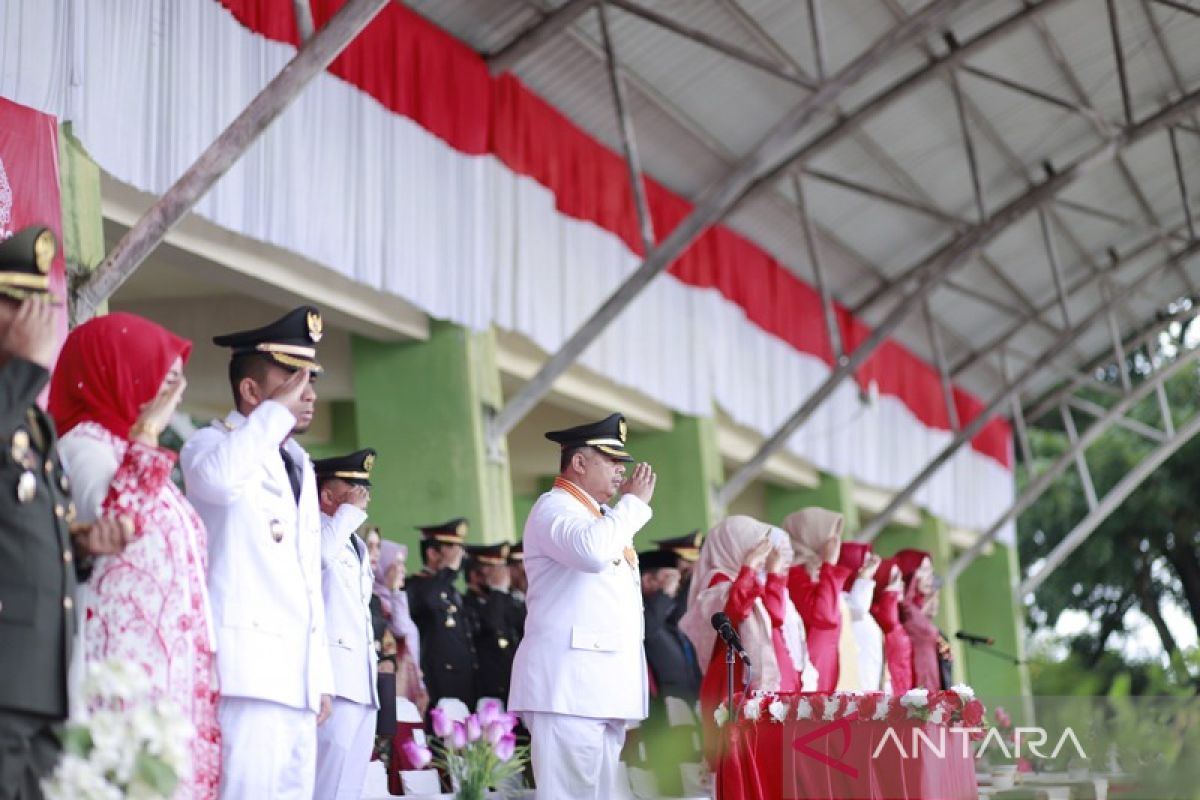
[1018,324,1200,686]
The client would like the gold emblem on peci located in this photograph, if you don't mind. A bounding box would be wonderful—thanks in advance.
[306,310,323,343]
[33,230,56,275]
[363,453,375,472]
[618,417,628,442]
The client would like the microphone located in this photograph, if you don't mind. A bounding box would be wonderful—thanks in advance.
[956,630,995,646]
[711,612,752,666]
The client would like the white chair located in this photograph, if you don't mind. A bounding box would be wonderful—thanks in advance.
[396,697,422,723]
[399,769,441,795]
[435,697,470,723]
[359,760,390,798]
[679,762,713,798]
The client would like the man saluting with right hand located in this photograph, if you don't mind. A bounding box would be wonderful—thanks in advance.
[508,413,656,799]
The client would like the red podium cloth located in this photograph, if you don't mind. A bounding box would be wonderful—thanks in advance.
[716,707,978,800]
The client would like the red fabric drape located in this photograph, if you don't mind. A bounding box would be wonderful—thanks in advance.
[214,0,1013,468]
[48,312,192,439]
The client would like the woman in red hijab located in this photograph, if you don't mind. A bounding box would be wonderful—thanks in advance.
[870,558,914,694]
[49,312,220,800]
[892,549,944,692]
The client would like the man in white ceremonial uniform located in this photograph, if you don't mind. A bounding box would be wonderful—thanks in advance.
[181,306,334,800]
[312,448,380,799]
[508,412,657,799]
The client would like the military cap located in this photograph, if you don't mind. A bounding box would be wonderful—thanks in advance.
[638,549,678,573]
[213,305,324,373]
[417,517,468,545]
[0,226,56,301]
[656,529,704,562]
[508,541,524,564]
[313,448,376,487]
[545,412,633,462]
[467,542,511,566]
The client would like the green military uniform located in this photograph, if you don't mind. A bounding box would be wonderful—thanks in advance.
[0,228,87,799]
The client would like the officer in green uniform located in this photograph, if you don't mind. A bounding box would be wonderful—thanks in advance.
[0,227,131,799]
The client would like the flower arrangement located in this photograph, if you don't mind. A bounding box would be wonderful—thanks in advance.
[41,659,193,800]
[715,687,986,732]
[402,700,528,800]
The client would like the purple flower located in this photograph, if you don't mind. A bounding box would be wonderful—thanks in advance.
[401,740,433,769]
[451,721,468,750]
[465,714,482,743]
[498,711,520,733]
[430,707,454,738]
[496,732,517,762]
[478,698,503,726]
[484,721,506,746]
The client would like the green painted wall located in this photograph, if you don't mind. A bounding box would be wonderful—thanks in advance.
[764,471,859,531]
[59,123,105,318]
[957,541,1031,709]
[624,413,722,546]
[304,400,359,461]
[349,321,514,552]
[512,491,538,539]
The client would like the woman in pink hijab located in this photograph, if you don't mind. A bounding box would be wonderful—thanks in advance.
[893,549,945,692]
[364,528,425,706]
[783,508,852,692]
[680,516,797,764]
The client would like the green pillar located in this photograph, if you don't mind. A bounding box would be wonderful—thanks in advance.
[873,511,966,684]
[59,124,105,317]
[624,413,722,544]
[957,541,1031,705]
[764,471,859,532]
[349,321,514,552]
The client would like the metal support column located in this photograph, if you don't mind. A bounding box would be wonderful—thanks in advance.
[73,0,391,320]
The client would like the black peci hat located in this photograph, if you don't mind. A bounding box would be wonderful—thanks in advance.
[213,305,324,373]
[0,226,56,301]
[545,412,633,462]
[313,448,376,487]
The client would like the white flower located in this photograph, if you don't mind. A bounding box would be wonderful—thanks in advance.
[844,698,859,719]
[873,696,891,721]
[950,683,975,700]
[929,707,947,725]
[900,688,929,709]
[768,698,789,723]
[42,754,122,800]
[822,695,840,721]
[743,698,762,721]
[714,703,729,727]
[796,698,813,720]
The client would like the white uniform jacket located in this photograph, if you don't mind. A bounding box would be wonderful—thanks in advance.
[508,482,652,721]
[180,401,334,712]
[319,506,379,708]
[843,577,885,691]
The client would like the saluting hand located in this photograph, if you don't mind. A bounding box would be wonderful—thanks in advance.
[744,538,773,572]
[131,374,187,445]
[619,462,657,504]
[268,368,312,424]
[858,553,882,581]
[1,297,59,369]
[342,484,370,511]
[765,544,788,576]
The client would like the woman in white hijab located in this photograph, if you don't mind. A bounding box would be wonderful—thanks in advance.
[680,516,798,760]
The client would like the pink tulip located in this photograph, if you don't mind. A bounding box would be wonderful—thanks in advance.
[498,712,520,733]
[484,721,506,746]
[496,732,517,762]
[478,698,503,726]
[465,714,482,743]
[451,721,468,750]
[430,707,454,738]
[401,740,433,769]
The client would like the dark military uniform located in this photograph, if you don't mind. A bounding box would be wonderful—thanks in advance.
[463,543,526,702]
[0,228,89,798]
[656,529,703,626]
[406,518,477,710]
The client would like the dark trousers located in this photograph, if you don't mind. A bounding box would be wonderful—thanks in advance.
[0,710,61,800]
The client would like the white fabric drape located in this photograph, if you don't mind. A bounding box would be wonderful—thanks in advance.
[0,0,1015,543]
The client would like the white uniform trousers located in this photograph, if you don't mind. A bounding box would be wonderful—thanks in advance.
[218,697,316,800]
[314,697,376,800]
[524,711,631,799]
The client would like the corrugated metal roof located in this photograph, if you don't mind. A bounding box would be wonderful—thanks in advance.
[403,0,1200,411]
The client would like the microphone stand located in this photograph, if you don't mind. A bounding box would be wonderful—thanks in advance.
[963,639,1023,666]
[727,642,737,723]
